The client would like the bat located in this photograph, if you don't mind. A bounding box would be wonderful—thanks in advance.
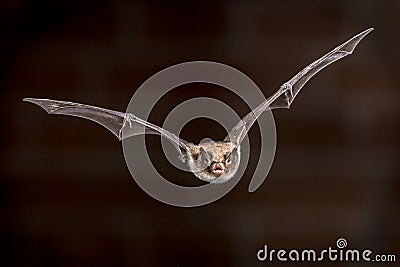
[24,28,373,183]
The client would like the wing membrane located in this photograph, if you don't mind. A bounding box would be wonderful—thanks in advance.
[23,98,193,155]
[227,28,373,145]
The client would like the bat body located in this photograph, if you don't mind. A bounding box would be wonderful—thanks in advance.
[24,28,373,183]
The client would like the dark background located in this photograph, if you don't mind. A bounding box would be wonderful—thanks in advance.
[1,1,399,266]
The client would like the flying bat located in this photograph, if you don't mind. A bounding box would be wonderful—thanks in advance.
[24,28,373,183]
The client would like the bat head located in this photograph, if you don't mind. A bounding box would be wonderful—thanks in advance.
[187,141,240,183]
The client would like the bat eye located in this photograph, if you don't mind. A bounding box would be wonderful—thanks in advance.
[225,154,232,164]
[225,147,237,164]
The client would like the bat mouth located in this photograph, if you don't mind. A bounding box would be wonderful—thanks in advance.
[211,163,225,175]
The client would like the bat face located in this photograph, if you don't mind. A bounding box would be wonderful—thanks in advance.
[186,141,241,183]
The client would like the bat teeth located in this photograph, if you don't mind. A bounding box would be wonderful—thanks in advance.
[211,162,225,175]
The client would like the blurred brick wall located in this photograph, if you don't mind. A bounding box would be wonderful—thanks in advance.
[1,1,399,266]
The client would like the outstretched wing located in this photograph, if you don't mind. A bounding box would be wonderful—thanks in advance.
[23,98,194,156]
[226,28,373,145]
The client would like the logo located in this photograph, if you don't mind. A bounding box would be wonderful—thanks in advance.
[257,238,396,262]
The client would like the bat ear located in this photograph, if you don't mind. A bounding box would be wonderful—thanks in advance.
[199,147,211,162]
[224,134,240,147]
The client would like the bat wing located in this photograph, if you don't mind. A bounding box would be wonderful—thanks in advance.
[226,28,373,145]
[23,98,194,157]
